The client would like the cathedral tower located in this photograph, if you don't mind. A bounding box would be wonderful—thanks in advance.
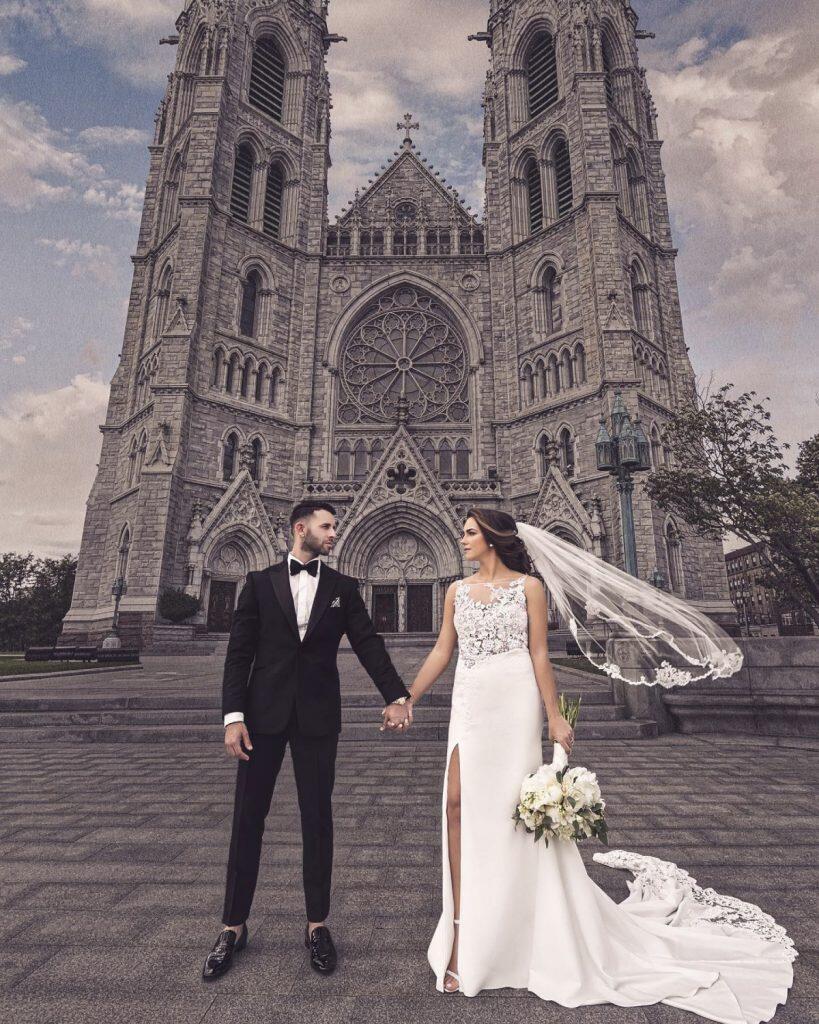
[62,0,733,646]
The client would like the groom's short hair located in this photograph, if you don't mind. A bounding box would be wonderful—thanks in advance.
[290,501,337,530]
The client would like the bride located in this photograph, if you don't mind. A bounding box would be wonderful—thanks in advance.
[392,508,794,1023]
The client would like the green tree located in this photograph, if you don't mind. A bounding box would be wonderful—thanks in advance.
[646,385,819,626]
[28,556,78,646]
[0,553,77,650]
[0,553,38,651]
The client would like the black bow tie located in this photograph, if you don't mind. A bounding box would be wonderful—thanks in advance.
[290,559,319,577]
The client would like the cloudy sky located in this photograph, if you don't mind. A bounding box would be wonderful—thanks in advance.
[0,0,816,558]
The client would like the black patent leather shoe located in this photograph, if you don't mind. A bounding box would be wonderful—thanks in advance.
[202,923,248,981]
[305,924,337,975]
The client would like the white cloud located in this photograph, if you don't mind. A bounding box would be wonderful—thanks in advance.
[38,236,119,285]
[77,125,150,148]
[0,374,110,557]
[0,53,27,75]
[0,96,104,209]
[1,0,178,85]
[0,96,145,221]
[82,181,145,223]
[634,5,819,451]
[0,315,34,353]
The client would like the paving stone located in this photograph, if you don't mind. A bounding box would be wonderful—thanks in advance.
[0,731,813,1023]
[8,883,137,911]
[202,995,356,1024]
[348,994,500,1023]
[0,995,217,1024]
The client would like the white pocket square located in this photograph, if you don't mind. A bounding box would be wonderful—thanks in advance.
[331,597,341,608]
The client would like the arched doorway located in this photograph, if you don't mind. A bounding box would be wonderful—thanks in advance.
[336,504,463,634]
[369,532,437,633]
[202,536,254,633]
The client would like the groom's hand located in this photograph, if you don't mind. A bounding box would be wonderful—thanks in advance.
[380,702,413,733]
[224,722,253,761]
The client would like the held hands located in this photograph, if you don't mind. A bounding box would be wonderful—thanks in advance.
[380,699,414,734]
[549,714,575,757]
[224,722,253,761]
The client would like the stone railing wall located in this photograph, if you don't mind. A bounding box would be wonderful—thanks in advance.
[609,637,819,738]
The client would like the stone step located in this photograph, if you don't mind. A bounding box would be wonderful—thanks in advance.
[0,687,615,715]
[0,701,628,729]
[0,718,657,744]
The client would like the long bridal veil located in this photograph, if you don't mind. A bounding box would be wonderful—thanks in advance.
[515,521,743,687]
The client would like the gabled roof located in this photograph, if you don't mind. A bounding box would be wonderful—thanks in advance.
[334,424,464,544]
[333,138,482,228]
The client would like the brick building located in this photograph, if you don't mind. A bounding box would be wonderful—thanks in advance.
[725,542,817,637]
[61,0,734,646]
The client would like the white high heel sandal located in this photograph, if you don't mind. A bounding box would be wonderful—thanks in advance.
[444,919,461,993]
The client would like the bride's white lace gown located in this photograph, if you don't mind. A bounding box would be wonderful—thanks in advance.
[426,577,795,1023]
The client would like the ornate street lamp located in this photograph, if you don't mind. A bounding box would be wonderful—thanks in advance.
[595,392,652,577]
[649,567,667,590]
[102,576,128,650]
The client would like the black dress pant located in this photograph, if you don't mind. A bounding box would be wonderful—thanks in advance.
[222,708,339,926]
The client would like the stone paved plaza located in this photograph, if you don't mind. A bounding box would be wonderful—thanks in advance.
[0,656,816,1024]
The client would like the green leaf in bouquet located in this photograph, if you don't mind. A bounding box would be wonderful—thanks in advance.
[558,693,582,728]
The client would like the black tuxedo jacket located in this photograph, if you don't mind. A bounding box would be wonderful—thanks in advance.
[221,559,410,736]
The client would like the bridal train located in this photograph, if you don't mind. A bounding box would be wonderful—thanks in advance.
[426,577,795,1024]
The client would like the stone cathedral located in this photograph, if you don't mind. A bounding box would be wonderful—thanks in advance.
[62,0,733,647]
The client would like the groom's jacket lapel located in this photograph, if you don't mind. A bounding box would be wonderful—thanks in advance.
[268,560,300,640]
[265,559,339,645]
[303,566,339,644]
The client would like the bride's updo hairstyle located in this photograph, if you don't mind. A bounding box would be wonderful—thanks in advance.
[466,507,532,575]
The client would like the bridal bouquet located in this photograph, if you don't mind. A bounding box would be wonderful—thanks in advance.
[513,696,608,847]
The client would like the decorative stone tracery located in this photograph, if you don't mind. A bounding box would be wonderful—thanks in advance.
[338,286,469,425]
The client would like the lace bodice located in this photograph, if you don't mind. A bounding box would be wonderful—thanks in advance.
[454,576,530,670]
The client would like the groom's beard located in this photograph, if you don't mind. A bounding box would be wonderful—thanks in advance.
[302,530,326,560]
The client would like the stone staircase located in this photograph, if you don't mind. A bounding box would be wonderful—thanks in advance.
[0,671,657,744]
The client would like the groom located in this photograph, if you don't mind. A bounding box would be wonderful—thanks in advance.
[203,501,413,981]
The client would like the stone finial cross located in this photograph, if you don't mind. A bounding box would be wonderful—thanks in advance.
[397,112,420,145]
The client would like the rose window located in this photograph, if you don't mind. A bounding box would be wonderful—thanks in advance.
[338,286,470,424]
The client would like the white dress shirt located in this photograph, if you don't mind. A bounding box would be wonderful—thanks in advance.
[224,554,321,728]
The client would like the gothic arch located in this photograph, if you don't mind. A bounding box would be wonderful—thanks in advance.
[159,145,187,238]
[528,251,565,290]
[182,22,208,74]
[542,129,573,221]
[237,255,273,289]
[534,431,552,478]
[549,522,585,547]
[509,13,560,71]
[246,433,266,482]
[512,148,543,240]
[202,524,274,580]
[263,147,298,181]
[335,503,463,581]
[150,259,174,342]
[244,11,309,73]
[600,19,628,69]
[323,271,486,368]
[555,422,577,476]
[235,258,274,341]
[233,131,265,163]
[663,516,685,595]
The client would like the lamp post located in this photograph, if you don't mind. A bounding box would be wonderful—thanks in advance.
[102,576,128,650]
[649,567,667,590]
[595,392,652,578]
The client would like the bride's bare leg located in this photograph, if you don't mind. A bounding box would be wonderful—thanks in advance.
[444,745,461,992]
